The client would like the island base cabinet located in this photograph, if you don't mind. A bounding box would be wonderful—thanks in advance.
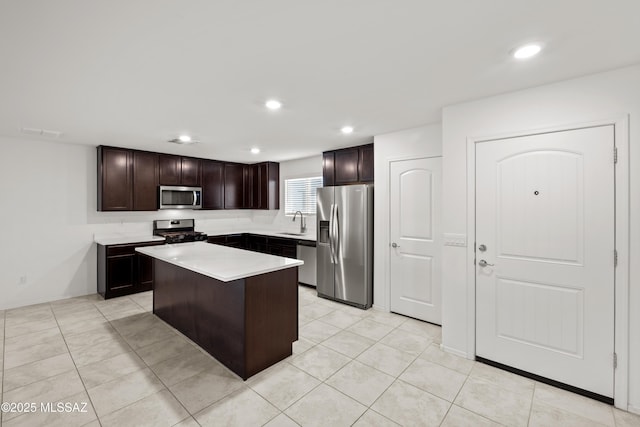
[153,259,298,380]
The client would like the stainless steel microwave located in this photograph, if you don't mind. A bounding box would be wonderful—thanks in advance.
[159,186,202,210]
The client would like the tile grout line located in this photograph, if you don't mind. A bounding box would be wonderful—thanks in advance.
[328,315,434,424]
[51,300,105,427]
[284,308,438,426]
[333,314,459,425]
[437,371,471,427]
[2,302,102,426]
[100,295,197,426]
[526,381,537,427]
[249,305,357,423]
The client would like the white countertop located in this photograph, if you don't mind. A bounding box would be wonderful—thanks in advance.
[94,235,165,245]
[94,230,316,246]
[204,229,316,242]
[136,241,303,282]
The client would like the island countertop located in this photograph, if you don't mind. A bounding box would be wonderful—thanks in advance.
[135,241,303,282]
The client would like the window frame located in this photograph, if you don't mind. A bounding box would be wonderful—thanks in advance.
[283,175,323,217]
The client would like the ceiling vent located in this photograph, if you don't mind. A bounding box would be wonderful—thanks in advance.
[168,137,200,145]
[20,127,63,138]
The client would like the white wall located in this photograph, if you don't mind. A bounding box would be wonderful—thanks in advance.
[373,124,442,310]
[252,154,322,235]
[0,138,319,310]
[441,64,640,411]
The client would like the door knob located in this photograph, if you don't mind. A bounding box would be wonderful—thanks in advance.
[478,259,494,267]
[391,242,399,248]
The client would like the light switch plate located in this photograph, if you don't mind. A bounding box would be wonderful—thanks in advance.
[443,233,467,247]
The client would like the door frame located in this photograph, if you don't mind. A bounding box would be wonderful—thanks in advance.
[465,116,630,409]
[386,155,443,316]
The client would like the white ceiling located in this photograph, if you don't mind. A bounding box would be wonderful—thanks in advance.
[1,0,639,162]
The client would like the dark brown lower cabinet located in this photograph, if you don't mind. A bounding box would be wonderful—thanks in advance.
[138,253,155,291]
[207,233,298,259]
[97,241,165,299]
[265,236,298,258]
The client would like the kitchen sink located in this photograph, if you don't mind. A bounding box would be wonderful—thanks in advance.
[279,232,306,236]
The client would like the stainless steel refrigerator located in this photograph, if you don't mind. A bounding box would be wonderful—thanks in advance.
[316,184,373,308]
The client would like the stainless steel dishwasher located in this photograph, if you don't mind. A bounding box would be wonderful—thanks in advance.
[297,240,317,287]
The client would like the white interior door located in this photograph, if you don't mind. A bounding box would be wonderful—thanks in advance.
[390,157,442,324]
[475,125,615,397]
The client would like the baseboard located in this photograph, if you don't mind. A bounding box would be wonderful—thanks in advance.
[440,344,471,359]
[627,403,640,415]
[298,282,316,288]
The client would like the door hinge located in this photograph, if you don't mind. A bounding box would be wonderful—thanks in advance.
[614,249,618,267]
[613,352,618,369]
[614,147,618,164]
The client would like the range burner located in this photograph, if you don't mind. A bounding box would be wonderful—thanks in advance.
[153,219,207,244]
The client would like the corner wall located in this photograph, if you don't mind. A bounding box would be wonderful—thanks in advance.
[252,154,322,235]
[373,124,442,311]
[441,64,640,411]
[0,137,317,310]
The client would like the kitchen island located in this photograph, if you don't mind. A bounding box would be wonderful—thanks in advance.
[135,241,303,380]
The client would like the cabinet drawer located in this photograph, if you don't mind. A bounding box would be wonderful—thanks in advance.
[106,241,164,257]
[106,245,136,257]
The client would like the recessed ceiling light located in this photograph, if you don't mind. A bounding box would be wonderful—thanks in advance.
[265,99,282,110]
[251,147,260,154]
[341,126,354,134]
[168,135,199,145]
[513,43,542,59]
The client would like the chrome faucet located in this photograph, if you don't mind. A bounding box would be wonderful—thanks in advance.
[292,211,307,233]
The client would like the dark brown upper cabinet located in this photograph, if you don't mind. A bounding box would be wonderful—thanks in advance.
[358,144,374,183]
[322,152,335,186]
[132,151,158,211]
[158,154,181,185]
[98,146,279,211]
[243,164,259,209]
[257,162,279,210]
[243,162,279,210]
[334,148,360,184]
[159,154,201,186]
[224,163,244,209]
[201,159,224,210]
[322,143,373,186]
[181,157,201,186]
[98,146,132,211]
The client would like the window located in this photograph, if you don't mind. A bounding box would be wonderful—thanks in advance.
[284,176,323,215]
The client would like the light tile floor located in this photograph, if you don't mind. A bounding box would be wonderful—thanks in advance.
[0,286,638,426]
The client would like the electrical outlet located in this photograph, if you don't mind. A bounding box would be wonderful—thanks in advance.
[19,275,27,284]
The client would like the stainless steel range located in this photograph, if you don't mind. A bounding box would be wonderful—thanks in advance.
[153,219,208,244]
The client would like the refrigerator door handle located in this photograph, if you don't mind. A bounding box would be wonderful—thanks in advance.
[329,203,336,264]
[333,204,340,262]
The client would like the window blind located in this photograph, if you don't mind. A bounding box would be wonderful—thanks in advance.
[284,176,323,215]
